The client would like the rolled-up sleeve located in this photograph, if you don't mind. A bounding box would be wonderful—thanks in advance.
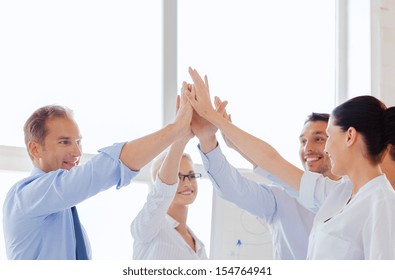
[98,142,139,189]
[16,142,139,217]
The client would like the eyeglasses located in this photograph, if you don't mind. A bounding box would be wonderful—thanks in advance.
[178,173,202,181]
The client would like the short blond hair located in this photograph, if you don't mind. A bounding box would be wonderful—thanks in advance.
[150,152,193,183]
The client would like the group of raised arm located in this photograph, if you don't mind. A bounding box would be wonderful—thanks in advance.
[3,67,395,260]
[186,68,395,259]
[130,84,208,259]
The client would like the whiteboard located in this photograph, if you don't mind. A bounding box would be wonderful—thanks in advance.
[209,172,273,260]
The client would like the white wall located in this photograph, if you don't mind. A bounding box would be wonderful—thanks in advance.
[371,0,395,106]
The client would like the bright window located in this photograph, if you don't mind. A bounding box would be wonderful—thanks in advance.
[0,0,163,260]
[179,0,336,169]
[0,0,162,153]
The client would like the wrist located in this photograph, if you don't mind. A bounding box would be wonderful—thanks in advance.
[199,135,218,154]
[174,137,190,147]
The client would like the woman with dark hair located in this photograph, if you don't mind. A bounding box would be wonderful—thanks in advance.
[187,67,395,259]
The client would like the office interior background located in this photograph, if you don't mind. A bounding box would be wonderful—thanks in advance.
[0,0,394,259]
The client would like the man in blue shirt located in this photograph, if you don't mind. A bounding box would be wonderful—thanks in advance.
[3,97,192,259]
[191,94,339,259]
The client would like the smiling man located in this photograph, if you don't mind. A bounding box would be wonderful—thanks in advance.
[3,101,192,260]
[195,106,340,259]
[299,113,339,180]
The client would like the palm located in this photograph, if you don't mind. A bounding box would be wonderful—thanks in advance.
[191,110,217,140]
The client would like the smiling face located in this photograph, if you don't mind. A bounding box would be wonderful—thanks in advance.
[299,120,333,178]
[172,156,198,206]
[324,117,349,177]
[30,116,82,172]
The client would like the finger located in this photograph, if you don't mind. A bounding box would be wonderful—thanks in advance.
[181,82,187,98]
[186,87,198,108]
[214,96,229,117]
[180,91,186,106]
[182,92,192,108]
[176,94,181,112]
[216,100,228,115]
[204,75,210,94]
[214,96,226,111]
[182,81,192,95]
[214,96,221,108]
[188,67,205,89]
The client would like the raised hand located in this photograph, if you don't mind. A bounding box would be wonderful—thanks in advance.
[214,96,236,150]
[186,70,229,153]
[190,76,217,139]
[187,67,218,121]
[174,83,194,141]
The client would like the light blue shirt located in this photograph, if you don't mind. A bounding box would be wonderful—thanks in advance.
[199,144,315,260]
[3,143,138,260]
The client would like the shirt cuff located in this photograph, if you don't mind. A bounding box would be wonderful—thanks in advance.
[253,166,270,177]
[153,175,178,197]
[99,142,139,189]
[197,143,225,175]
[98,142,126,160]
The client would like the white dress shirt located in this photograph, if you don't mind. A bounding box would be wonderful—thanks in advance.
[130,177,208,260]
[300,171,395,259]
[199,144,315,259]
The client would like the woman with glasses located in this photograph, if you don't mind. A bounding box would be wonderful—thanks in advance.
[130,92,208,260]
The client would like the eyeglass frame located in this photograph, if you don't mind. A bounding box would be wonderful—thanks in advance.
[178,172,202,181]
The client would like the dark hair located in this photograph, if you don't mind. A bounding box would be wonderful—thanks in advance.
[331,95,395,164]
[304,112,330,124]
[24,105,73,147]
[389,145,395,161]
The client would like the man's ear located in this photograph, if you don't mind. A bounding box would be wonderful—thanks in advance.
[28,140,41,159]
[346,127,357,146]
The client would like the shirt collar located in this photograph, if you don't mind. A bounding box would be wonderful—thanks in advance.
[165,214,180,228]
[165,214,205,252]
[31,167,46,176]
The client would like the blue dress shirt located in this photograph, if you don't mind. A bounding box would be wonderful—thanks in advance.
[199,144,315,260]
[3,143,138,260]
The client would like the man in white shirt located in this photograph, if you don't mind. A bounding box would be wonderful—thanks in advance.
[192,96,339,259]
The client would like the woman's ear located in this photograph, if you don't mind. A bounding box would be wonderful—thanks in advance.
[346,127,357,146]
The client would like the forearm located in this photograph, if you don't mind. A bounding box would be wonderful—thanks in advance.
[201,145,276,219]
[158,139,188,184]
[187,67,302,189]
[120,124,180,171]
[209,111,303,190]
